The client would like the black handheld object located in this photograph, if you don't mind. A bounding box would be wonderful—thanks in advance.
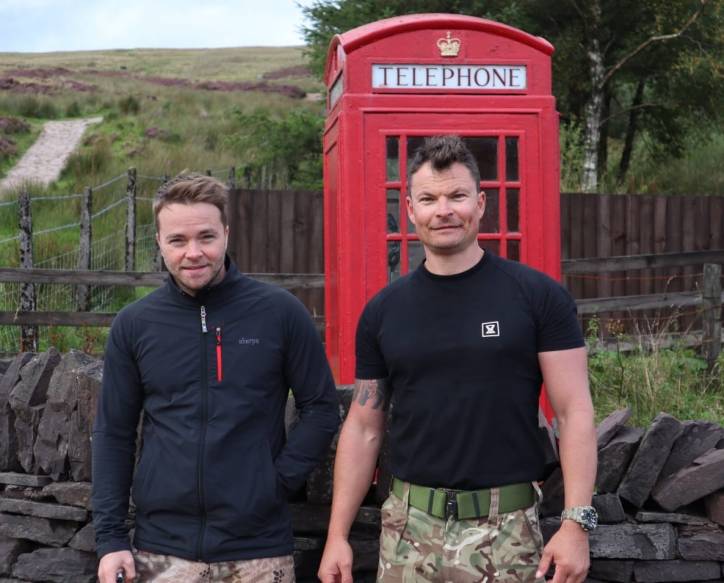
[115,570,125,583]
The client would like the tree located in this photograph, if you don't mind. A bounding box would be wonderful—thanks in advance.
[300,0,722,191]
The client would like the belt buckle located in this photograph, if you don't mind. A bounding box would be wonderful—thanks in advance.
[444,490,458,520]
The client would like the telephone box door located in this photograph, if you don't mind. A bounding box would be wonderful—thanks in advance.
[364,113,553,295]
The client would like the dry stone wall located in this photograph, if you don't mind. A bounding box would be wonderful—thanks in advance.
[0,351,723,582]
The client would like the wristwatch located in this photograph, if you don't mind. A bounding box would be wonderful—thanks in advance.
[560,506,598,532]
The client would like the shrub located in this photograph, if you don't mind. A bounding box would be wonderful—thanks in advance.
[118,95,141,115]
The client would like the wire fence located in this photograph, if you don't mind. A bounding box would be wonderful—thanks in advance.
[0,171,166,351]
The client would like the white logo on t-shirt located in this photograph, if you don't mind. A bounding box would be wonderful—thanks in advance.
[481,321,500,337]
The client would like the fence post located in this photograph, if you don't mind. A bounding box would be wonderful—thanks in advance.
[206,169,212,177]
[227,166,236,190]
[18,190,37,352]
[702,263,722,370]
[125,167,137,272]
[76,186,93,311]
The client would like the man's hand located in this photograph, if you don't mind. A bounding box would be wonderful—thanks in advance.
[98,550,135,583]
[318,535,354,583]
[535,521,590,583]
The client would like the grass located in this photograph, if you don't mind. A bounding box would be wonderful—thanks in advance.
[586,317,724,426]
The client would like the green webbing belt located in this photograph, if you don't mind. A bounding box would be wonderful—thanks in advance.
[392,477,535,520]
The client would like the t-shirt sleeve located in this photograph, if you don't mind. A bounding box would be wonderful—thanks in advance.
[535,277,585,352]
[355,300,388,379]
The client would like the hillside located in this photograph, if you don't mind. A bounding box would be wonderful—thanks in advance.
[0,46,325,191]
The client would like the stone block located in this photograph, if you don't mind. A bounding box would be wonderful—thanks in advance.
[8,349,61,472]
[306,387,352,505]
[0,537,33,576]
[67,360,102,481]
[633,560,721,582]
[0,473,51,487]
[0,354,33,473]
[596,408,632,449]
[589,559,633,582]
[12,547,97,583]
[652,448,724,511]
[41,482,92,509]
[0,497,87,522]
[592,493,626,523]
[33,351,96,479]
[618,413,683,507]
[0,513,76,546]
[704,490,724,526]
[589,523,676,560]
[635,511,711,525]
[68,522,95,553]
[596,427,643,493]
[677,525,724,561]
[659,420,724,481]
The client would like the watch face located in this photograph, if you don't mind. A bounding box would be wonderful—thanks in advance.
[580,507,598,531]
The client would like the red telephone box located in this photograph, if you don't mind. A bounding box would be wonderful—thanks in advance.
[323,14,561,389]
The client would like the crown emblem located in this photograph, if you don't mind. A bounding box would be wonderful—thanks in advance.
[437,31,461,57]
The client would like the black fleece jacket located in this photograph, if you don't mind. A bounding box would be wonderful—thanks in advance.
[92,259,339,562]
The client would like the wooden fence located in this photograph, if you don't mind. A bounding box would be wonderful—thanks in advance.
[2,181,722,360]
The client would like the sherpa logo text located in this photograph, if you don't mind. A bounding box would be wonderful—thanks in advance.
[238,337,260,345]
[481,321,500,338]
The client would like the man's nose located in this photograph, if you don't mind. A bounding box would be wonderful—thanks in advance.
[186,240,203,257]
[435,197,452,215]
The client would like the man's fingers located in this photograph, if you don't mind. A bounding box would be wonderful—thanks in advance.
[535,548,552,580]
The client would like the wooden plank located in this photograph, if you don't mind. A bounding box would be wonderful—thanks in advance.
[294,190,312,309]
[266,189,282,273]
[711,196,724,251]
[625,195,640,298]
[279,191,296,274]
[583,193,598,299]
[0,311,117,327]
[569,193,584,299]
[653,196,668,295]
[681,196,698,329]
[231,188,253,272]
[639,196,654,296]
[667,196,683,293]
[561,250,724,274]
[611,195,627,307]
[560,193,571,289]
[250,190,269,273]
[575,291,711,315]
[0,268,323,289]
[309,190,325,318]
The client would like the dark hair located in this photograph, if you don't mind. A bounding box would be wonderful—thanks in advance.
[153,173,229,228]
[408,136,480,191]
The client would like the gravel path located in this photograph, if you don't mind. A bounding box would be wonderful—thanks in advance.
[0,116,103,194]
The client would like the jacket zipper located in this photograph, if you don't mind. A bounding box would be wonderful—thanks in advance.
[196,304,209,561]
[215,327,223,382]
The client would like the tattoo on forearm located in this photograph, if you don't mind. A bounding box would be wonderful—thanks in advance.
[353,378,389,410]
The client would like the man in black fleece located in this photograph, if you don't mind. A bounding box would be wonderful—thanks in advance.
[93,174,339,583]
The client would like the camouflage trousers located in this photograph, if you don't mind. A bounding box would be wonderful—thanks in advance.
[133,549,295,583]
[377,481,545,583]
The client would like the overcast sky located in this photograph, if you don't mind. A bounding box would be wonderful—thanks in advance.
[0,0,313,52]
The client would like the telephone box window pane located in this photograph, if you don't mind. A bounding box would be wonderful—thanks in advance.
[506,137,519,181]
[406,136,426,172]
[507,188,520,232]
[508,240,520,262]
[482,240,500,256]
[479,188,499,233]
[463,137,497,181]
[387,189,400,233]
[386,137,400,181]
[408,241,426,272]
[388,241,401,282]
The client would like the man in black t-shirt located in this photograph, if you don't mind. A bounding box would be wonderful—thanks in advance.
[319,137,597,583]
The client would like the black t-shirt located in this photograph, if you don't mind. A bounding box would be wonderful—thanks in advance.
[355,251,584,490]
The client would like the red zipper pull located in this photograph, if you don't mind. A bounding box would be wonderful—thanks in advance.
[215,327,223,382]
